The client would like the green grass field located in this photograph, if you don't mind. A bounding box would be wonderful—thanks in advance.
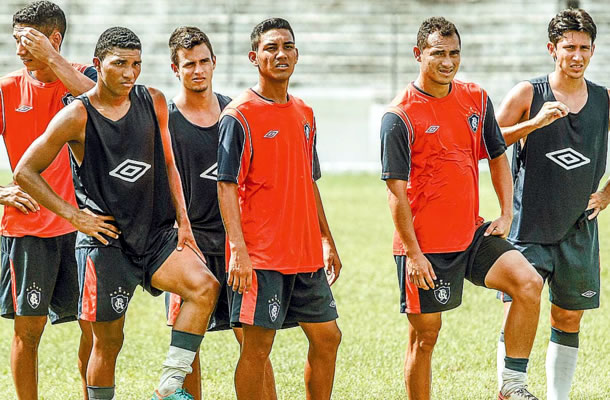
[0,172,609,399]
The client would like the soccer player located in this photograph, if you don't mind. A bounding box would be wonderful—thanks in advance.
[495,9,610,400]
[217,18,342,400]
[165,26,275,400]
[381,17,544,400]
[0,1,96,398]
[14,27,220,400]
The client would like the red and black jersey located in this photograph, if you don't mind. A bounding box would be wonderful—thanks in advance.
[381,80,506,255]
[217,89,323,274]
[0,65,97,238]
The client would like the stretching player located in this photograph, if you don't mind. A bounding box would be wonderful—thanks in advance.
[380,17,543,400]
[495,9,609,400]
[14,27,219,400]
[165,26,275,400]
[0,1,95,398]
[217,18,342,400]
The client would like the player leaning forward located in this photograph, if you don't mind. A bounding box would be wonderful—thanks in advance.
[15,27,219,400]
[217,17,342,400]
[380,17,543,400]
[495,8,610,400]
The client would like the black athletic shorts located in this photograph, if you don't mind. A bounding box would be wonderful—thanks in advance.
[396,222,516,314]
[231,267,338,330]
[0,232,79,324]
[75,228,177,322]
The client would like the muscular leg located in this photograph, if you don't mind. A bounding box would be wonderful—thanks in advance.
[87,316,125,388]
[78,320,93,400]
[405,312,442,400]
[233,327,277,400]
[299,321,342,400]
[11,315,47,400]
[234,325,276,400]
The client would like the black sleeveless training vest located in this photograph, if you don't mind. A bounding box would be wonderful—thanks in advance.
[509,75,608,244]
[72,85,175,256]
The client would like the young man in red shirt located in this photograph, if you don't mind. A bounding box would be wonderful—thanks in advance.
[217,18,342,400]
[381,17,543,399]
[0,2,96,398]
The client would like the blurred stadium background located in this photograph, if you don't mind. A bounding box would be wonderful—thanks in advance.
[0,0,609,172]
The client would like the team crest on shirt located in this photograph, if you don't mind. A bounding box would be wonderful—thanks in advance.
[61,93,75,106]
[433,279,451,305]
[26,282,42,309]
[467,113,480,133]
[268,294,281,322]
[304,123,311,140]
[110,287,130,314]
[15,105,32,112]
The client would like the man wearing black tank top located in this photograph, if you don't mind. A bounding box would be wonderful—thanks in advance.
[164,26,275,400]
[495,9,610,400]
[14,27,219,400]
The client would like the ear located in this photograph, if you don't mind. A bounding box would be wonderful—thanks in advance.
[93,57,101,71]
[50,30,62,51]
[591,43,595,57]
[212,55,217,70]
[413,46,422,62]
[547,42,556,61]
[171,63,179,78]
[295,47,299,64]
[248,50,258,66]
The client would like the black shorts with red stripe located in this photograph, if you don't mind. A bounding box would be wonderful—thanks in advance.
[75,228,177,322]
[231,267,338,330]
[0,232,79,324]
[395,222,515,314]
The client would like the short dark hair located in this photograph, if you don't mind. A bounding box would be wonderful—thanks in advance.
[94,27,141,60]
[13,1,66,39]
[416,17,461,50]
[548,8,596,45]
[169,26,214,65]
[250,18,295,51]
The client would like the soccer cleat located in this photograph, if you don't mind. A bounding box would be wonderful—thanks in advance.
[151,388,194,400]
[497,387,539,400]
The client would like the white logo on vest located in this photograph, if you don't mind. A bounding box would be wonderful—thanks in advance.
[545,148,591,170]
[200,163,218,181]
[109,159,151,182]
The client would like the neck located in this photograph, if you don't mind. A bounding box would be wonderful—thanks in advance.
[549,69,586,93]
[414,75,450,98]
[93,82,131,108]
[174,85,215,109]
[29,66,58,84]
[254,78,289,103]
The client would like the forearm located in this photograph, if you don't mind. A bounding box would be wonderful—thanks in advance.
[217,181,248,252]
[166,163,190,227]
[501,118,539,147]
[14,167,77,221]
[313,182,336,246]
[386,180,422,256]
[46,54,94,96]
[489,154,514,217]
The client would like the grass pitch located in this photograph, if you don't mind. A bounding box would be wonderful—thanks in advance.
[0,172,608,399]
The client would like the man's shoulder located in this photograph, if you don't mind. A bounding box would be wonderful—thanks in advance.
[0,69,26,89]
[453,79,486,97]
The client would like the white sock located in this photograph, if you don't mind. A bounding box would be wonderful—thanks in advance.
[501,368,527,396]
[546,341,578,400]
[497,331,506,391]
[157,345,196,397]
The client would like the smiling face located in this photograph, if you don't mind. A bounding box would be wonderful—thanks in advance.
[549,30,594,80]
[173,43,215,93]
[249,28,298,83]
[95,47,142,97]
[414,31,461,88]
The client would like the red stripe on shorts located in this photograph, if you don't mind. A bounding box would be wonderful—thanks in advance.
[9,259,17,312]
[404,258,422,314]
[239,270,259,325]
[81,256,98,321]
[167,293,181,326]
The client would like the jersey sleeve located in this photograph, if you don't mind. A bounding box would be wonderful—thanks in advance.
[380,111,412,181]
[83,66,98,82]
[479,97,507,160]
[217,111,250,184]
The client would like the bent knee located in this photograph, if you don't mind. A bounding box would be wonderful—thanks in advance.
[551,307,583,330]
[186,273,220,306]
[512,270,543,302]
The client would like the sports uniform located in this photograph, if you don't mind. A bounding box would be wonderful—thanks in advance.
[165,93,232,331]
[0,64,96,323]
[217,89,337,330]
[72,84,177,322]
[381,80,511,314]
[500,76,608,310]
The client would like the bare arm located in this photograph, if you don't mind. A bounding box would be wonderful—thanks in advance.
[485,153,513,238]
[497,81,568,146]
[313,182,342,285]
[17,27,94,96]
[218,181,252,294]
[386,179,436,290]
[13,101,119,244]
[149,87,201,256]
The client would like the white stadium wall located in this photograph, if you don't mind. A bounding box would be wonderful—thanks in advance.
[1,0,609,173]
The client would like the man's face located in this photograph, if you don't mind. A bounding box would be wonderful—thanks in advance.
[95,47,142,97]
[414,31,461,87]
[249,28,298,83]
[173,44,216,93]
[13,24,54,71]
[549,31,594,79]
